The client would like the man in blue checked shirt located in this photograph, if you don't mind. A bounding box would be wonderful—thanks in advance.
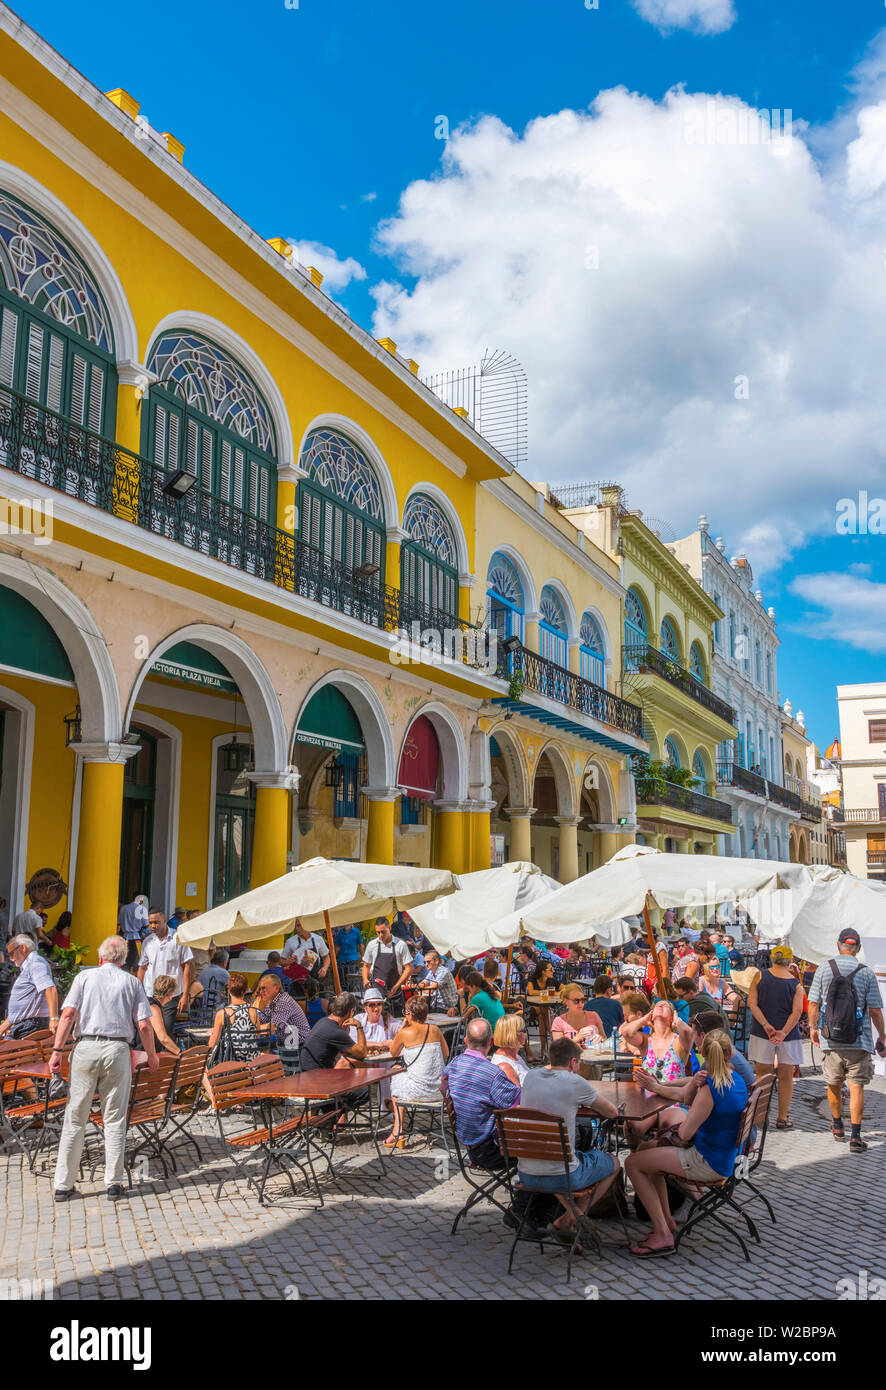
[444,1017,558,1233]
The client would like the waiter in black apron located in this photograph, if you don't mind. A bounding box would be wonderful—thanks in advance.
[362,917,413,1017]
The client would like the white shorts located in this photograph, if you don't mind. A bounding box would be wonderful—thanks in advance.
[747,1035,804,1067]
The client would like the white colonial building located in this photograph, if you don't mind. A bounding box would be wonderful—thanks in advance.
[672,518,799,860]
[831,682,886,881]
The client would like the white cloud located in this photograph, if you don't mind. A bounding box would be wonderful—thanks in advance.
[370,79,886,572]
[631,0,735,36]
[789,572,886,652]
[361,191,378,203]
[289,239,367,292]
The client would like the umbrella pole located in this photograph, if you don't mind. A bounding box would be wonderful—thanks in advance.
[643,897,666,997]
[503,944,514,1005]
[325,909,342,995]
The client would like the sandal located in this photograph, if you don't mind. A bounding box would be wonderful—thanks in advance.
[776,1117,793,1130]
[832,1123,847,1142]
[630,1241,676,1259]
[849,1136,868,1154]
[383,1133,402,1148]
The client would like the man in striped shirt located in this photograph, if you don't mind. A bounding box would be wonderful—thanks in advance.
[444,1018,557,1233]
[417,950,459,1014]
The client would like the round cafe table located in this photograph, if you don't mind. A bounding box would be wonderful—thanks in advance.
[526,994,559,1058]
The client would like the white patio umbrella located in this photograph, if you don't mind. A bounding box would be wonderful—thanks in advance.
[409,861,561,959]
[176,857,456,991]
[745,866,886,965]
[515,846,811,993]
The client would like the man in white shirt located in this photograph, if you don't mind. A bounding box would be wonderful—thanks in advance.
[281,920,331,981]
[50,935,158,1202]
[137,908,193,1030]
[362,918,413,1015]
[518,1037,621,1239]
[0,935,59,1038]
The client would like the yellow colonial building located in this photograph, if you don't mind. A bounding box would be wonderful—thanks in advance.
[0,8,653,957]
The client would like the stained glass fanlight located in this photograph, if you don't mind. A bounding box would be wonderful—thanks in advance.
[664,737,681,769]
[486,552,524,643]
[689,641,705,681]
[0,191,113,350]
[402,492,458,616]
[299,428,385,574]
[148,333,276,453]
[539,585,568,668]
[579,611,605,687]
[659,617,679,660]
[692,751,707,785]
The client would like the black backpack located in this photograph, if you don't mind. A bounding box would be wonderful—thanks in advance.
[822,960,865,1045]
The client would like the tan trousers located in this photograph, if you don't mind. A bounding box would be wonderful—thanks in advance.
[53,1039,132,1189]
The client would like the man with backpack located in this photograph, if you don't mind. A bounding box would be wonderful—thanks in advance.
[807,928,885,1153]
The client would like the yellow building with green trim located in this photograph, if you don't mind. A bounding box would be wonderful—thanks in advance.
[0,9,650,957]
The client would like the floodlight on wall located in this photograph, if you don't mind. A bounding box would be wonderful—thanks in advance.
[162,469,197,500]
[501,634,521,655]
[353,562,380,579]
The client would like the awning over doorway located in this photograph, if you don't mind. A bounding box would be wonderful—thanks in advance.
[398,714,439,800]
[295,685,365,755]
[152,642,238,693]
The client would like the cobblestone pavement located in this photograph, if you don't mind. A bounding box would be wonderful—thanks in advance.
[2,1064,885,1302]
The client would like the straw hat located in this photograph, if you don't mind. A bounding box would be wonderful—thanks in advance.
[730,966,761,994]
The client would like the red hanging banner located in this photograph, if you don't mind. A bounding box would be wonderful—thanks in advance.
[398,715,439,800]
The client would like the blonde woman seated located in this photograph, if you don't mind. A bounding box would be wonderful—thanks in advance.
[148,976,182,1057]
[551,983,604,1044]
[624,1030,749,1257]
[385,996,450,1148]
[491,1012,531,1085]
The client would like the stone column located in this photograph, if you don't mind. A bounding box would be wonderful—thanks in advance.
[70,742,140,958]
[433,800,470,874]
[556,815,582,883]
[507,807,535,865]
[364,786,400,865]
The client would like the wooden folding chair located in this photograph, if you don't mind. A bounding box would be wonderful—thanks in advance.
[495,1107,606,1283]
[164,1045,209,1163]
[0,1040,62,1163]
[442,1086,514,1235]
[88,1054,180,1187]
[672,1083,764,1262]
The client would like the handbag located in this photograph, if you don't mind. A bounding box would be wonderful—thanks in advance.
[208,1012,235,1068]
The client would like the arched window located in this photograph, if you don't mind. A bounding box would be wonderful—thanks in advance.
[299,428,385,575]
[0,188,116,436]
[659,617,679,661]
[486,553,524,643]
[664,737,681,770]
[539,586,567,668]
[145,332,277,521]
[689,641,705,682]
[579,612,605,687]
[624,588,647,669]
[401,493,458,617]
[692,751,707,786]
[741,626,751,674]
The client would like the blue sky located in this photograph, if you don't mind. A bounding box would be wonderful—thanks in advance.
[14,0,886,748]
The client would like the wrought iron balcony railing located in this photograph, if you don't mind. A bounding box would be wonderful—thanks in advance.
[636,779,733,825]
[716,760,767,798]
[800,799,822,822]
[0,384,124,513]
[766,780,801,813]
[498,642,643,738]
[0,387,491,670]
[624,642,735,726]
